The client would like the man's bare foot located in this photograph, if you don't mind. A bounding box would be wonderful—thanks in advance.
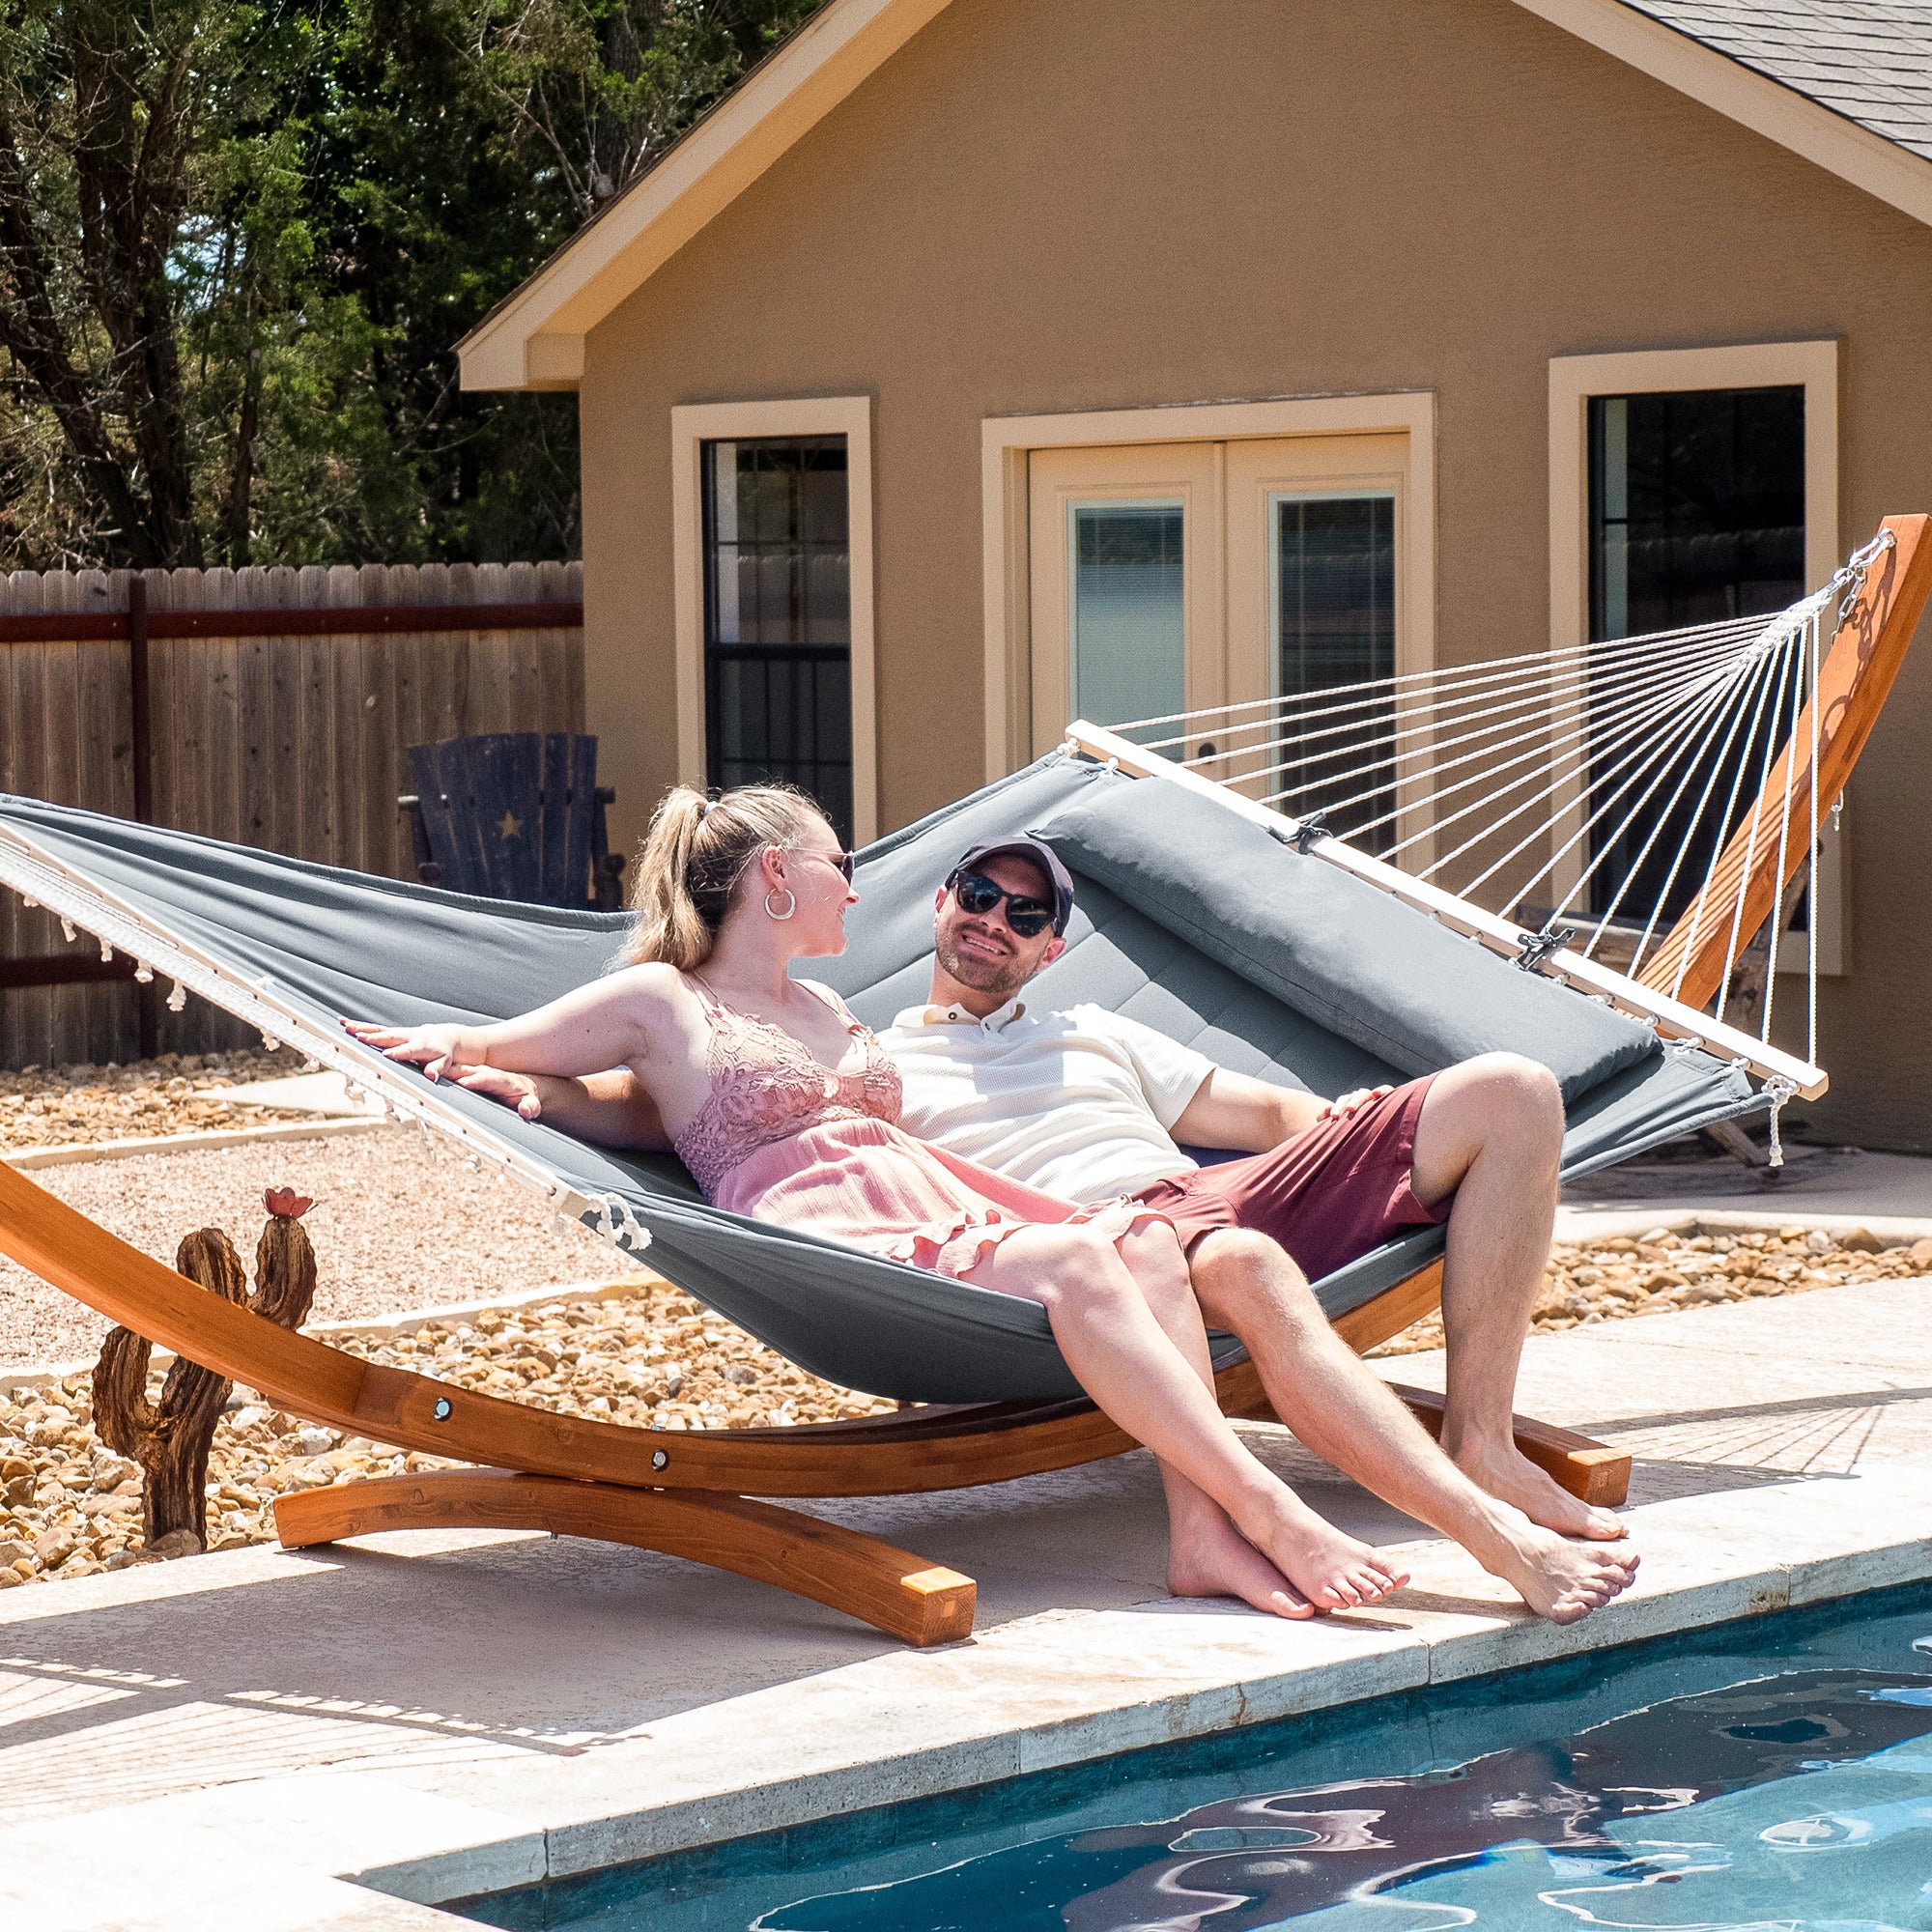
[1451,1437,1626,1541]
[1169,1506,1316,1621]
[1237,1492,1411,1613]
[1472,1507,1640,1624]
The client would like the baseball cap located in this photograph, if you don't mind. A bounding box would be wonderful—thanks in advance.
[946,838,1076,935]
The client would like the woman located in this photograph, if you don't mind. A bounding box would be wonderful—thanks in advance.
[349,785,1634,1625]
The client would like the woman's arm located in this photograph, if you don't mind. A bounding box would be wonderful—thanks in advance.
[343,967,671,1084]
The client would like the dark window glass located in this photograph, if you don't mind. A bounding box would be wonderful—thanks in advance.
[1585,388,1804,923]
[701,436,853,841]
[1274,494,1396,853]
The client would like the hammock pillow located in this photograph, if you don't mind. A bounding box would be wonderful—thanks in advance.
[1030,768,1658,1104]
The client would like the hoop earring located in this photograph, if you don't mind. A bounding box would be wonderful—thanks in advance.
[764,887,796,922]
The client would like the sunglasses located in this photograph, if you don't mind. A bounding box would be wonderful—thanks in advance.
[801,848,857,885]
[950,869,1056,938]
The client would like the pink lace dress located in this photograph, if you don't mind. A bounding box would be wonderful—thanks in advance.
[673,977,1158,1279]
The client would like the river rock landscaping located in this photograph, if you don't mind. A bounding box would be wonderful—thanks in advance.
[0,1047,313,1151]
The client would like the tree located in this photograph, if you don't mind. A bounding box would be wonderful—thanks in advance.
[0,0,826,572]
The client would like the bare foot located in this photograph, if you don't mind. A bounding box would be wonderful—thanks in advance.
[1238,1492,1411,1613]
[1452,1437,1626,1542]
[1169,1505,1316,1621]
[1474,1508,1641,1624]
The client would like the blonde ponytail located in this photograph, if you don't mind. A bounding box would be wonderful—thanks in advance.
[626,781,823,968]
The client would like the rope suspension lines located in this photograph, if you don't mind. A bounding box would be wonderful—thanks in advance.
[1088,530,1906,1154]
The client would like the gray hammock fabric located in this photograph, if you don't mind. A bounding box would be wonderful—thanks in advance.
[0,753,1760,1404]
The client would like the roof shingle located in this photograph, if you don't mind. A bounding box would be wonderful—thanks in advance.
[1620,1,1932,162]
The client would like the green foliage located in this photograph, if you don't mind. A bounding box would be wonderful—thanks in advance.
[0,0,826,570]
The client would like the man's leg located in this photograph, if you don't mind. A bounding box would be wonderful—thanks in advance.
[1408,1052,1623,1539]
[1188,1227,1638,1621]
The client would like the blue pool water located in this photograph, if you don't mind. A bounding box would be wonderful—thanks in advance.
[451,1582,1932,1930]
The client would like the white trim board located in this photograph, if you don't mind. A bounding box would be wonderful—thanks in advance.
[669,396,879,845]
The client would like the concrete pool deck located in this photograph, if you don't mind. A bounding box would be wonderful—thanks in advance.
[7,1269,1932,1930]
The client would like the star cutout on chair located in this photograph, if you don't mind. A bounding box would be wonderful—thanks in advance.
[497,810,524,839]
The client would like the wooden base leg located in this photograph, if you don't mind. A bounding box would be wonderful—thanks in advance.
[1384,1383,1632,1508]
[272,1470,977,1647]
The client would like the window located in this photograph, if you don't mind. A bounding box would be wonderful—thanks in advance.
[701,435,854,841]
[672,397,876,845]
[1067,500,1185,740]
[1273,492,1396,851]
[1585,385,1806,923]
[1548,342,1842,971]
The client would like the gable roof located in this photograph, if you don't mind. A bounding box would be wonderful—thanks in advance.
[460,0,1932,392]
[1624,1,1932,162]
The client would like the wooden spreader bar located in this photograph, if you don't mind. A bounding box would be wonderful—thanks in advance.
[1639,515,1932,1009]
[0,1159,1628,1643]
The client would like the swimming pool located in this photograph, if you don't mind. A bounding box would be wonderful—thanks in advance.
[450,1581,1932,1930]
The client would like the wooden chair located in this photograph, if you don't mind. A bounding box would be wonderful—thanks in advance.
[400,733,626,909]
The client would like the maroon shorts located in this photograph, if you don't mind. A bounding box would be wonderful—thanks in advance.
[1128,1075,1447,1281]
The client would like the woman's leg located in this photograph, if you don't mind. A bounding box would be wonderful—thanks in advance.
[962,1220,1404,1614]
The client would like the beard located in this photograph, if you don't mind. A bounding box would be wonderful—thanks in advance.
[934,924,1033,1004]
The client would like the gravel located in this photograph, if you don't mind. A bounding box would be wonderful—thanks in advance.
[0,1125,647,1369]
[0,1285,894,1588]
[0,1048,314,1151]
[1371,1223,1932,1354]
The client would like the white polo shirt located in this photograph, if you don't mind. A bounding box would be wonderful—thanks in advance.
[879,998,1215,1204]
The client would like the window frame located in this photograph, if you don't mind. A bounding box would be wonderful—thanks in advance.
[671,395,878,844]
[1548,340,1844,975]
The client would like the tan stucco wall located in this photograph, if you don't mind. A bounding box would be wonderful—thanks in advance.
[578,0,1932,1149]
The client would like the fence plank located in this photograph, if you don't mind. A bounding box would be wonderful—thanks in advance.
[0,560,584,1065]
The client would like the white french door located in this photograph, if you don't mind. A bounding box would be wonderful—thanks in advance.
[1027,433,1414,849]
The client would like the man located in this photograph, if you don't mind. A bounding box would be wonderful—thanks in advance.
[884,837,1621,1548]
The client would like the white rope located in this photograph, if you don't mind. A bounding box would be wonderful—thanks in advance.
[1122,610,1779,746]
[1712,635,1805,1029]
[1531,645,1779,934]
[1422,638,1785,891]
[1250,625,1743,814]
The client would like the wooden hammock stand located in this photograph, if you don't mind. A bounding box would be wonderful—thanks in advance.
[0,517,1924,1645]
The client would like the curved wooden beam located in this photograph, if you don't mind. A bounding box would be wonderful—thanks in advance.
[0,1160,1625,1510]
[1639,515,1932,1009]
[273,1470,976,1646]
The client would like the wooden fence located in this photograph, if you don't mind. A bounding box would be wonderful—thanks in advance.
[0,560,584,1069]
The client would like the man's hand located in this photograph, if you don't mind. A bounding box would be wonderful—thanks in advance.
[450,1065,544,1121]
[1320,1085,1394,1122]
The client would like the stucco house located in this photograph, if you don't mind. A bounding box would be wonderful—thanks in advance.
[459,0,1932,1149]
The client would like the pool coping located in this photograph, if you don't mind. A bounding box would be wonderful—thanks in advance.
[4,1451,1931,1929]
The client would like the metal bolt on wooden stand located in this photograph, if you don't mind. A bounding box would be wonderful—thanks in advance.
[92,1188,317,1555]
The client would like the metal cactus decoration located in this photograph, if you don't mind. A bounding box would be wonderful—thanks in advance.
[93,1189,317,1553]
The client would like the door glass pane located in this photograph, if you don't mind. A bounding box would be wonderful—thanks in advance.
[1068,500,1184,739]
[1585,387,1804,923]
[1272,493,1396,852]
[701,436,853,841]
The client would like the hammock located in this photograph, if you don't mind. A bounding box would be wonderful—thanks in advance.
[0,753,1756,1405]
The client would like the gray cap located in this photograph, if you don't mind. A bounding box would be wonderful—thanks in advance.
[946,838,1075,934]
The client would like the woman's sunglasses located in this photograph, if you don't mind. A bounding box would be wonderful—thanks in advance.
[950,869,1056,938]
[801,848,857,885]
